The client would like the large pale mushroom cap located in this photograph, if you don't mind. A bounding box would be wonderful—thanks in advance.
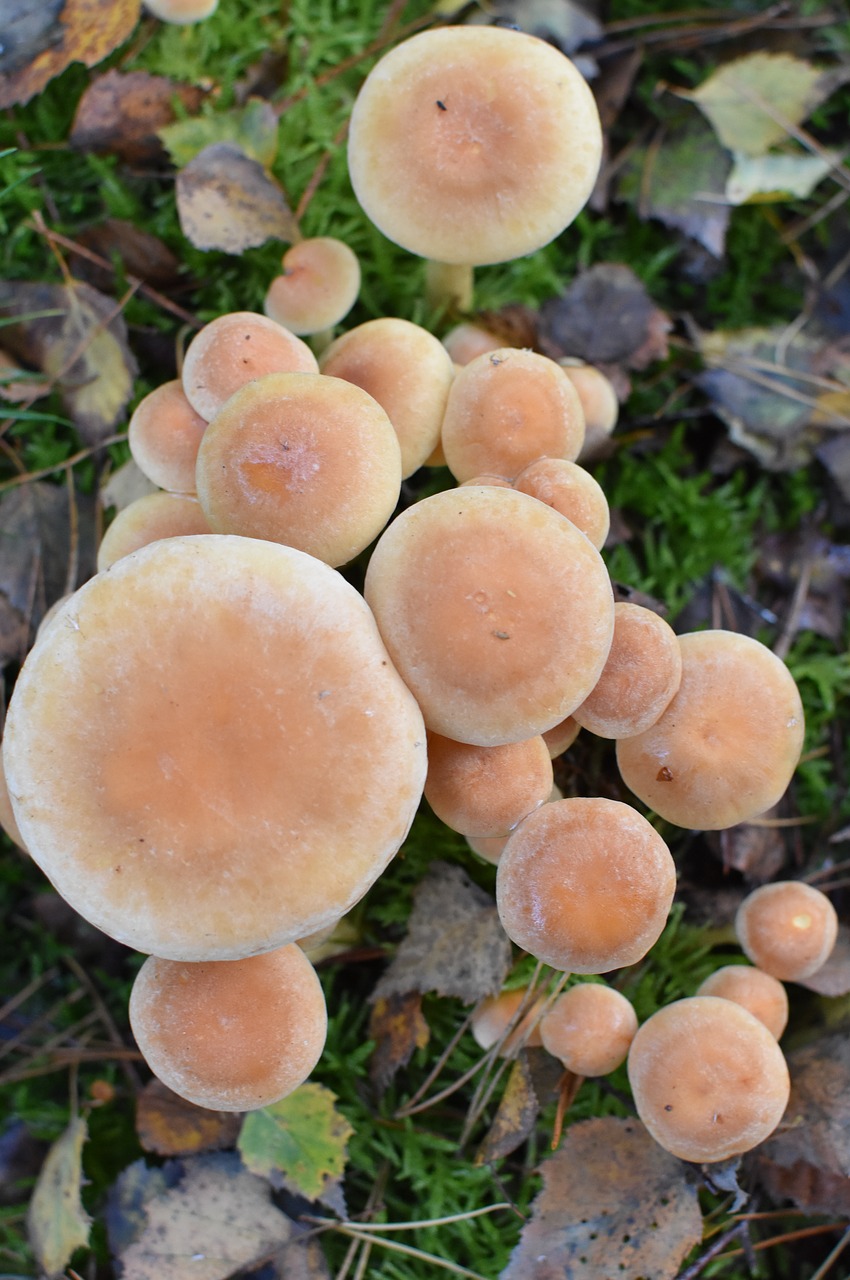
[348,26,602,266]
[4,536,426,960]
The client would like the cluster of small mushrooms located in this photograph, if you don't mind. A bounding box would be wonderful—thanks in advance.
[0,20,833,1167]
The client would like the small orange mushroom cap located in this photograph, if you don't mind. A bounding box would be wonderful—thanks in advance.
[540,983,638,1076]
[424,731,553,837]
[513,456,609,550]
[264,237,361,336]
[735,881,838,982]
[97,492,211,571]
[696,965,788,1040]
[496,797,676,973]
[128,380,207,493]
[129,944,327,1110]
[182,312,318,422]
[573,602,682,739]
[471,987,546,1056]
[348,26,602,266]
[628,996,790,1163]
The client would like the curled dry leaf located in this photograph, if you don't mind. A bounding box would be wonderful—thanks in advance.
[501,1116,702,1280]
[136,1079,242,1158]
[371,860,512,1006]
[175,142,298,254]
[0,0,141,109]
[70,70,206,165]
[475,1052,539,1166]
[368,991,430,1092]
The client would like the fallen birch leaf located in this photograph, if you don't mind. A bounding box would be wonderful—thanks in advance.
[726,150,837,206]
[238,1083,353,1207]
[27,1115,91,1277]
[160,99,279,168]
[475,1052,539,1165]
[368,991,430,1091]
[71,69,205,165]
[176,142,297,253]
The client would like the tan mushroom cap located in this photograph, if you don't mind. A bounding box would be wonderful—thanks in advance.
[573,603,682,739]
[616,630,805,830]
[425,731,553,838]
[364,486,615,746]
[441,349,585,484]
[264,237,361,336]
[348,26,602,265]
[128,380,207,493]
[735,881,838,982]
[4,536,426,960]
[182,311,318,422]
[319,318,454,478]
[561,363,619,462]
[496,797,676,973]
[696,965,788,1040]
[0,748,27,852]
[542,715,581,759]
[471,987,546,1056]
[513,457,610,550]
[540,983,638,1076]
[194,372,401,568]
[144,0,218,22]
[129,944,327,1111]
[627,996,790,1163]
[442,323,503,366]
[465,831,509,865]
[97,492,211,571]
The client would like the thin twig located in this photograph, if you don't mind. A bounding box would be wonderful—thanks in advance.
[674,1220,750,1280]
[310,1203,512,1234]
[809,1225,850,1280]
[64,953,143,1092]
[0,432,128,493]
[319,1225,492,1280]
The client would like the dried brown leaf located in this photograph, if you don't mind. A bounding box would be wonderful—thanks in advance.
[73,219,183,292]
[368,991,430,1092]
[70,70,205,165]
[136,1080,242,1158]
[175,142,298,254]
[0,0,141,109]
[475,1052,539,1166]
[502,1117,702,1280]
[371,861,512,1005]
[538,264,671,371]
[798,925,850,998]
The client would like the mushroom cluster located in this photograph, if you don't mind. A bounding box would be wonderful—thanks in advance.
[1,21,821,1148]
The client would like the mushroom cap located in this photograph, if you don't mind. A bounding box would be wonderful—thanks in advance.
[441,349,585,484]
[541,715,581,759]
[696,965,788,1040]
[348,26,602,265]
[0,747,26,852]
[470,987,546,1055]
[319,318,454,478]
[562,363,619,462]
[144,0,218,22]
[97,492,211,571]
[735,881,838,982]
[129,944,327,1111]
[4,536,426,960]
[364,486,615,746]
[442,323,503,365]
[573,602,682,739]
[194,372,401,567]
[627,996,790,1163]
[616,630,805,830]
[540,983,638,1076]
[128,380,207,493]
[182,312,318,422]
[513,457,609,550]
[264,237,361,335]
[424,731,553,838]
[465,831,509,865]
[496,797,676,973]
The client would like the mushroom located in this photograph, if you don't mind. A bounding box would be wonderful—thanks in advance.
[129,943,327,1110]
[560,362,619,462]
[616,630,805,830]
[540,983,638,1076]
[128,380,207,494]
[264,237,361,345]
[3,535,427,960]
[97,492,211,571]
[470,987,546,1056]
[627,996,790,1163]
[181,311,318,422]
[364,485,614,746]
[541,716,581,759]
[512,456,610,551]
[572,602,682,738]
[735,881,838,982]
[496,797,676,973]
[696,965,788,1040]
[347,26,602,309]
[442,323,503,366]
[424,731,553,838]
[144,0,218,22]
[194,371,401,567]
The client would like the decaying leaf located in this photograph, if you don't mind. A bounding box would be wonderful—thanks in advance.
[502,1116,702,1280]
[538,264,672,371]
[476,1052,540,1166]
[160,99,280,169]
[0,279,137,445]
[798,925,850,998]
[100,458,158,514]
[117,1152,292,1280]
[136,1079,242,1157]
[371,860,512,1005]
[464,0,603,77]
[237,1083,353,1208]
[618,117,731,258]
[27,1115,91,1277]
[716,818,785,881]
[70,70,206,165]
[176,142,298,254]
[726,150,837,206]
[0,0,141,110]
[73,219,183,292]
[679,53,850,158]
[368,991,430,1091]
[753,1030,850,1215]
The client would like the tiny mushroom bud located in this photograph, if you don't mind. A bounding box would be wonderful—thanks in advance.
[572,602,682,739]
[513,457,610,550]
[424,731,553,838]
[470,987,546,1056]
[181,311,318,422]
[128,380,207,494]
[264,237,361,337]
[696,965,788,1040]
[496,797,676,973]
[616,630,805,830]
[627,996,790,1163]
[97,492,211,571]
[735,881,838,982]
[129,944,327,1111]
[540,983,638,1076]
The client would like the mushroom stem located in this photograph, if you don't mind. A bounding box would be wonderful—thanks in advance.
[308,326,337,357]
[425,260,474,313]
